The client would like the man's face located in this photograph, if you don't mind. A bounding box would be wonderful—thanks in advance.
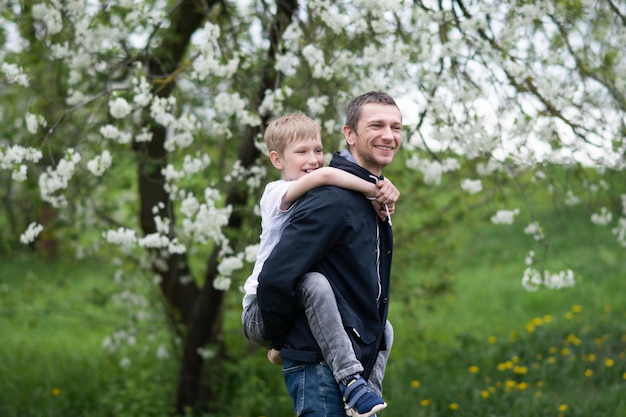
[271,136,324,181]
[343,103,402,176]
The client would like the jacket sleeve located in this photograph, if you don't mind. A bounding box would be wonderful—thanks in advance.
[256,186,347,348]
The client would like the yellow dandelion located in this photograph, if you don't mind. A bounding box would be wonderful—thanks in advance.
[549,346,558,354]
[571,305,581,313]
[516,382,529,390]
[584,369,593,377]
[449,403,459,410]
[532,317,543,326]
[481,390,490,399]
[605,358,615,367]
[420,398,432,407]
[513,366,528,375]
[536,381,544,388]
[51,388,60,396]
[566,334,581,345]
[565,312,573,320]
[548,357,556,364]
[588,353,596,362]
[410,380,421,388]
[468,365,480,374]
[526,323,535,333]
[622,372,626,380]
[558,404,568,412]
[543,314,553,323]
[489,386,497,393]
[511,356,519,363]
[497,363,508,371]
[534,391,542,398]
[505,380,516,388]
[488,336,497,344]
[561,348,570,356]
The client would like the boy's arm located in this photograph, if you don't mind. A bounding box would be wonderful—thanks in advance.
[280,166,379,210]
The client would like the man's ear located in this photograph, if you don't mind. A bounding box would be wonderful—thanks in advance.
[343,125,356,147]
[269,150,283,170]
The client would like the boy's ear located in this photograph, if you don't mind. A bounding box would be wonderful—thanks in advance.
[269,150,283,170]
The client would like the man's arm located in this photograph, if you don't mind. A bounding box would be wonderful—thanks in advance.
[281,167,398,210]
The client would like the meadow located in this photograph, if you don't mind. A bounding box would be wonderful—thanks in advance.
[0,194,624,417]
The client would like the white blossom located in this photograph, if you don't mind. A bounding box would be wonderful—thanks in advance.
[87,150,112,176]
[564,190,580,206]
[12,165,28,182]
[523,221,544,241]
[32,3,63,35]
[213,276,232,291]
[38,149,81,208]
[491,209,520,225]
[1,62,30,87]
[103,227,138,249]
[156,345,169,360]
[20,222,44,244]
[217,254,244,277]
[196,346,216,360]
[307,96,329,116]
[109,97,132,119]
[590,207,612,226]
[244,244,259,263]
[25,113,47,134]
[460,178,483,195]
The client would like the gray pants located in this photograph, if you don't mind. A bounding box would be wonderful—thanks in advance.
[243,272,393,394]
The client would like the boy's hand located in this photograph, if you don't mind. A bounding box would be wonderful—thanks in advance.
[375,178,399,205]
[267,348,283,365]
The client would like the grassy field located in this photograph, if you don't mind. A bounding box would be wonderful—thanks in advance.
[0,199,624,416]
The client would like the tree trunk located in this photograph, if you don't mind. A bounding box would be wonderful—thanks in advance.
[132,0,299,413]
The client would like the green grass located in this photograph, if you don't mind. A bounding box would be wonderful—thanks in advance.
[0,196,624,416]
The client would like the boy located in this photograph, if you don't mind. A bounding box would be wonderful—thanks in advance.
[242,113,397,417]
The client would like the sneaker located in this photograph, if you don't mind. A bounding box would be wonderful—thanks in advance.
[340,375,387,417]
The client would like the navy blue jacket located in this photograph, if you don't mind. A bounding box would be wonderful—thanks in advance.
[257,151,393,379]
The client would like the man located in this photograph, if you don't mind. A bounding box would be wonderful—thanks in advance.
[257,91,402,416]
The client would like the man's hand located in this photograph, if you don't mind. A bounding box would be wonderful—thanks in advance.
[267,348,283,365]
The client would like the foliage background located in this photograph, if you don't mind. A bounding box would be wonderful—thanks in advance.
[1,0,625,415]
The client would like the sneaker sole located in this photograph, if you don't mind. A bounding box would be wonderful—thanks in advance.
[346,402,387,417]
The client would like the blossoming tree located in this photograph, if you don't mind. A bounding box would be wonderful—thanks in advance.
[1,0,624,412]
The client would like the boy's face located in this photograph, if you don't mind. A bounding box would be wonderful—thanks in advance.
[270,135,324,181]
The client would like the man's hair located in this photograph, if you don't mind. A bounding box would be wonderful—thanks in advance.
[345,91,399,132]
[264,113,321,153]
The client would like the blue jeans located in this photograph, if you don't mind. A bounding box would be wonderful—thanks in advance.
[282,359,347,417]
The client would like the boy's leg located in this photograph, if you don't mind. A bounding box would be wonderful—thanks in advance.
[367,320,394,397]
[298,272,363,382]
[242,300,271,348]
[299,272,387,417]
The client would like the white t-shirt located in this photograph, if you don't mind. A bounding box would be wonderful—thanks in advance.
[242,179,294,310]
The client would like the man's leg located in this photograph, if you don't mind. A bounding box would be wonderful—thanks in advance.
[298,272,363,382]
[367,320,394,397]
[282,359,346,417]
[299,272,386,417]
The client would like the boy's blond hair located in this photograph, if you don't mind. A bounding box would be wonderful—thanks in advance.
[264,113,321,154]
